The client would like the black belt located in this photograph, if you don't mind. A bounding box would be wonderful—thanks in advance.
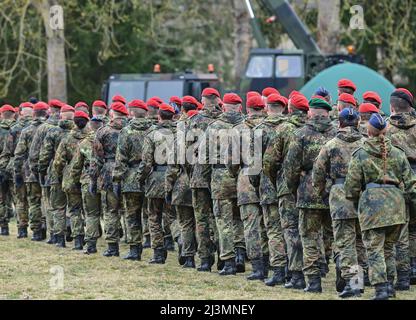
[333,178,345,185]
[366,183,396,189]
[153,165,167,172]
[213,164,226,169]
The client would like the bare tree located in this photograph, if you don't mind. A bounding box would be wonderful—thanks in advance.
[317,0,340,54]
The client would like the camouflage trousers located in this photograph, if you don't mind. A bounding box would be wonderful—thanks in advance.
[362,224,402,285]
[50,184,67,235]
[42,187,53,234]
[0,181,13,227]
[142,197,150,238]
[279,194,303,272]
[147,197,168,249]
[66,191,84,237]
[82,185,101,242]
[26,182,43,232]
[395,208,411,273]
[213,198,245,261]
[163,205,179,241]
[15,183,28,228]
[192,188,217,259]
[333,218,367,280]
[262,204,287,267]
[410,210,416,258]
[299,208,332,279]
[102,190,120,244]
[239,203,263,260]
[176,205,196,257]
[122,192,144,246]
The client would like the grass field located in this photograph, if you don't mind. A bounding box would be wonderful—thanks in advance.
[1,225,416,300]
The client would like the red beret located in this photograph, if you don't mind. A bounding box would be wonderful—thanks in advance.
[150,96,164,104]
[14,107,20,113]
[182,96,199,105]
[61,104,75,113]
[169,96,182,106]
[363,91,382,105]
[111,102,128,116]
[1,104,16,113]
[290,94,309,111]
[92,100,107,109]
[74,111,90,120]
[267,94,287,106]
[223,93,242,105]
[197,102,203,110]
[338,79,357,92]
[146,98,160,108]
[262,87,280,97]
[359,103,379,114]
[311,95,325,100]
[19,102,33,109]
[246,91,261,101]
[289,90,301,99]
[33,102,49,111]
[187,110,199,118]
[396,88,413,100]
[112,95,126,104]
[48,99,63,108]
[128,99,148,111]
[159,103,175,114]
[247,96,265,109]
[75,101,88,109]
[338,93,356,106]
[202,88,220,98]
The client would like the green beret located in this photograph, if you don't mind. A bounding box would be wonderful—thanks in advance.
[308,98,332,111]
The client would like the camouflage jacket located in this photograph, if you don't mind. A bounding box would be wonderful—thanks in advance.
[344,137,416,231]
[387,112,416,166]
[256,114,287,205]
[113,118,152,193]
[28,115,59,182]
[137,121,176,199]
[312,127,364,220]
[89,120,125,191]
[54,127,90,193]
[203,111,244,200]
[68,131,95,188]
[38,120,74,186]
[0,118,23,179]
[188,107,222,189]
[229,114,265,206]
[263,111,308,199]
[14,118,45,182]
[0,119,16,155]
[284,116,337,209]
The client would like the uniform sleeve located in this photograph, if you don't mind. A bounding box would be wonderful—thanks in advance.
[89,131,105,184]
[14,131,27,177]
[38,131,55,176]
[344,153,363,202]
[136,134,154,184]
[0,132,14,172]
[28,129,43,176]
[68,147,84,187]
[165,164,179,195]
[312,145,330,200]
[401,156,416,196]
[263,133,284,186]
[283,134,303,196]
[52,139,68,179]
[113,130,129,183]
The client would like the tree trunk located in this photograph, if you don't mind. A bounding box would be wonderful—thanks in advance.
[317,0,340,54]
[33,0,67,102]
[232,0,252,87]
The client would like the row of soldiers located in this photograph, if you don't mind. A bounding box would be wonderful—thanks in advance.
[0,79,415,300]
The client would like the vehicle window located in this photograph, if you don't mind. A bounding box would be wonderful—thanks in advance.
[245,56,273,78]
[275,55,303,78]
[147,81,184,101]
[107,80,145,105]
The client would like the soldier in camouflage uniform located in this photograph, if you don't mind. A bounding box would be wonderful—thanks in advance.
[312,108,367,298]
[256,94,288,286]
[0,105,17,235]
[0,102,33,238]
[363,91,385,117]
[358,103,379,138]
[14,102,48,241]
[189,88,222,272]
[202,93,246,275]
[166,97,199,268]
[387,88,416,290]
[92,100,109,126]
[263,93,309,289]
[29,99,62,242]
[38,105,75,247]
[229,95,271,281]
[69,114,103,254]
[113,100,152,261]
[284,97,337,293]
[345,113,416,300]
[136,103,177,264]
[54,109,90,250]
[89,102,128,256]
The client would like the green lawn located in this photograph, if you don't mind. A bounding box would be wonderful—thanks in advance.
[1,225,416,300]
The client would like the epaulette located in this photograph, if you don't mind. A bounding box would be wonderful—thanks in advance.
[351,147,363,156]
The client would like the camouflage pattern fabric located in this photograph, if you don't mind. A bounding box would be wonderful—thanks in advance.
[81,184,102,241]
[176,205,196,256]
[123,192,144,245]
[262,204,286,267]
